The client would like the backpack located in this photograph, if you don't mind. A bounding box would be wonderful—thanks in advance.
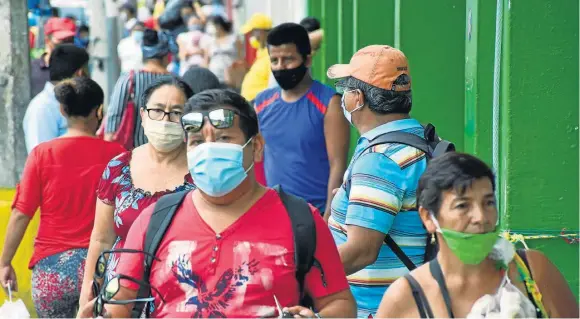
[131,185,318,318]
[345,123,455,270]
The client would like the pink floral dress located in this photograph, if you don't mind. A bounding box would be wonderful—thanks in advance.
[96,151,195,278]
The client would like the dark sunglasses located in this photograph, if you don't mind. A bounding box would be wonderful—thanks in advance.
[180,108,255,133]
[93,274,165,318]
[92,249,160,298]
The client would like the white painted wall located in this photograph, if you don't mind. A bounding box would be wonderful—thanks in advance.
[232,0,308,32]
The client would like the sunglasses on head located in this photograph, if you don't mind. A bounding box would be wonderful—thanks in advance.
[93,274,165,318]
[92,249,160,298]
[180,108,254,133]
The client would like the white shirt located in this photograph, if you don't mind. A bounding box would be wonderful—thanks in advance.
[117,36,143,72]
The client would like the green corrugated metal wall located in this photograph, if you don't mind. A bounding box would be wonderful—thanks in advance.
[308,0,579,298]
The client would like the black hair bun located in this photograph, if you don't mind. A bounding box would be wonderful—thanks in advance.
[54,81,77,113]
[142,29,159,46]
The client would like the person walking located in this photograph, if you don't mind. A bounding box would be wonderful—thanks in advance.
[79,76,196,308]
[0,77,125,318]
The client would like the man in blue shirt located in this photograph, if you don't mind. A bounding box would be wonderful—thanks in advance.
[326,45,428,317]
[254,23,350,215]
[24,44,89,153]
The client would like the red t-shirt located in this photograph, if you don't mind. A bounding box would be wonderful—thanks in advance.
[116,189,349,318]
[12,136,125,268]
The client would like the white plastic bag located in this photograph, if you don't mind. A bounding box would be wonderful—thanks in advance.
[0,286,30,319]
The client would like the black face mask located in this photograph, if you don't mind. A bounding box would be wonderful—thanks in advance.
[272,64,308,90]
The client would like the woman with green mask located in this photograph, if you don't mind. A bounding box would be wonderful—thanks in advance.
[376,152,578,318]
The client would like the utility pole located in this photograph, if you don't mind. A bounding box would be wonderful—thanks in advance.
[0,0,30,187]
[89,0,120,109]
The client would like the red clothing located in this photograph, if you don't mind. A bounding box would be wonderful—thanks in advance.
[116,189,349,318]
[96,151,194,241]
[29,30,35,49]
[12,136,125,268]
[254,160,266,186]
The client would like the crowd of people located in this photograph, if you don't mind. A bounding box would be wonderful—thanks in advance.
[0,0,578,318]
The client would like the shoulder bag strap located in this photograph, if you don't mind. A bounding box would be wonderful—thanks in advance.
[429,259,455,318]
[404,274,434,318]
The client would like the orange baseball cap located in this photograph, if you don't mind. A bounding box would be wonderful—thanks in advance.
[327,45,411,92]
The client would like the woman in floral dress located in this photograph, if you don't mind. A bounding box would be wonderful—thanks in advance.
[79,76,195,308]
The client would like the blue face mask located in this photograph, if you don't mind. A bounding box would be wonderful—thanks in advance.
[132,31,144,43]
[187,138,254,197]
[340,90,363,125]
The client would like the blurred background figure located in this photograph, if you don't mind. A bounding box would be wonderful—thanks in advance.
[30,17,76,98]
[75,25,90,49]
[102,29,171,149]
[117,21,146,72]
[204,15,241,85]
[177,15,209,76]
[119,3,138,38]
[300,16,324,54]
[239,12,273,101]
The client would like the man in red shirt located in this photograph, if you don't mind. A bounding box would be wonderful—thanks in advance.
[80,89,356,318]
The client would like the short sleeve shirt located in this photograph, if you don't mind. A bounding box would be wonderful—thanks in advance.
[116,189,349,318]
[329,118,429,317]
[12,136,125,267]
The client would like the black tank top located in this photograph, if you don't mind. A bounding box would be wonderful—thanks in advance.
[404,252,544,318]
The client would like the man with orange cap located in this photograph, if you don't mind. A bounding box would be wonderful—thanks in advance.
[239,13,273,102]
[326,45,428,318]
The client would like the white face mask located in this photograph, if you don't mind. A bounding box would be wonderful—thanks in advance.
[143,119,185,153]
[206,25,218,36]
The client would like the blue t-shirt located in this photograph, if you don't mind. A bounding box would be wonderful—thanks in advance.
[329,118,429,317]
[255,80,336,212]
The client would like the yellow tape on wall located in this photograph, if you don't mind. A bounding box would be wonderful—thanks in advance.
[0,189,39,317]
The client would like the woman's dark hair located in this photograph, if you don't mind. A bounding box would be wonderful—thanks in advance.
[78,25,90,33]
[417,152,496,216]
[182,67,222,95]
[207,15,233,33]
[143,28,160,47]
[140,76,194,108]
[338,75,412,114]
[267,23,311,59]
[54,77,104,117]
[299,17,321,32]
[184,89,258,140]
[142,29,170,61]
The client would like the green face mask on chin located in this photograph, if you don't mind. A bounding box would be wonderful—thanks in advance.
[432,214,500,265]
[439,228,501,265]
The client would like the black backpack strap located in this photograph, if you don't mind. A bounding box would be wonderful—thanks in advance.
[273,185,316,302]
[384,235,417,270]
[131,190,189,318]
[363,131,431,156]
[429,259,454,318]
[404,274,434,318]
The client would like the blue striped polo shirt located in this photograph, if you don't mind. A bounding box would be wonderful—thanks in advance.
[328,118,428,317]
[255,80,336,212]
